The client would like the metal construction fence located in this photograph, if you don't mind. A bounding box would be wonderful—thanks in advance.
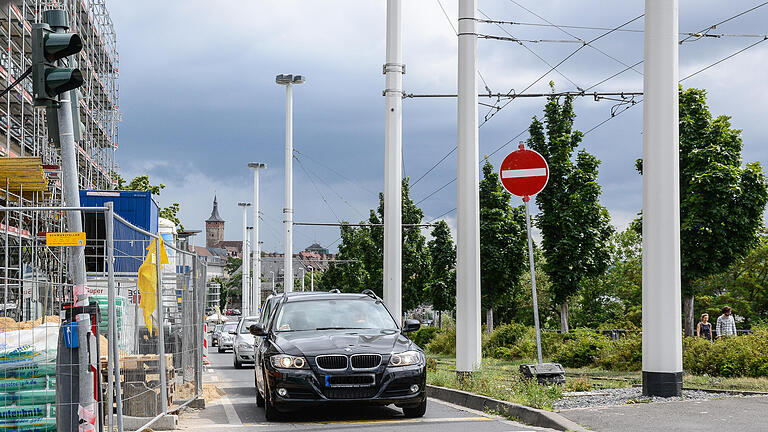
[0,203,206,432]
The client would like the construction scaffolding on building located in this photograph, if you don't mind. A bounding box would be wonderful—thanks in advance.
[0,0,119,317]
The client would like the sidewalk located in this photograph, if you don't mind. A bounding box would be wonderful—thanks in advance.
[558,395,768,432]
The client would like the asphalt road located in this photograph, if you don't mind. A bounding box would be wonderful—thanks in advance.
[560,395,768,432]
[177,335,557,432]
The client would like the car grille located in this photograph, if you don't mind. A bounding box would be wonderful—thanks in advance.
[316,355,348,370]
[351,354,381,369]
[322,387,378,399]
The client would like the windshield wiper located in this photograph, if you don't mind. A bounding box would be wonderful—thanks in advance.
[314,327,367,330]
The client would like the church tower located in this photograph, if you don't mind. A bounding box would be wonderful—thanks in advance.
[206,196,225,247]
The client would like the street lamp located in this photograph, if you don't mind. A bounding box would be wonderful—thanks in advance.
[308,265,314,291]
[269,271,275,292]
[276,73,305,293]
[298,268,305,292]
[238,202,251,315]
[249,162,267,312]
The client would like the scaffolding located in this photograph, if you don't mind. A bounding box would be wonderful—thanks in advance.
[0,0,119,318]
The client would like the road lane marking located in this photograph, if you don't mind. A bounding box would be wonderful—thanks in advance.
[220,394,243,426]
[294,416,493,425]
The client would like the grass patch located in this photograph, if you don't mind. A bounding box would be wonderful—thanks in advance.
[683,375,768,392]
[427,356,562,410]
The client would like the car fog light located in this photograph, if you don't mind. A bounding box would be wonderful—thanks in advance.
[277,387,288,397]
[410,384,420,393]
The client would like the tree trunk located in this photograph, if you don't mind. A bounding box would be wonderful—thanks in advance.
[486,308,494,334]
[683,294,695,337]
[438,310,442,329]
[560,302,570,333]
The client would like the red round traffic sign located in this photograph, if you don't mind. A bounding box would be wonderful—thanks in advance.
[499,145,549,198]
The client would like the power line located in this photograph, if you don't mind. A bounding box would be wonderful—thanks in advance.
[411,146,456,187]
[479,14,645,127]
[429,208,456,223]
[294,155,343,223]
[680,37,768,81]
[680,1,768,44]
[415,178,456,206]
[435,0,457,36]
[293,148,377,196]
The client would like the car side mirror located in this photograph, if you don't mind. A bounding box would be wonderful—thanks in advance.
[228,330,236,334]
[403,319,420,332]
[250,323,268,337]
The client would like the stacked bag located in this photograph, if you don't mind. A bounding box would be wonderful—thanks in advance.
[0,323,58,431]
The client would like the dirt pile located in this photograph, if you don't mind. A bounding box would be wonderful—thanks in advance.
[0,315,61,333]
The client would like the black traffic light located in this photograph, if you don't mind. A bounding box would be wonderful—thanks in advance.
[31,23,83,106]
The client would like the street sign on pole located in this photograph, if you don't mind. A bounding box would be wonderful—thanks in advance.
[500,143,549,366]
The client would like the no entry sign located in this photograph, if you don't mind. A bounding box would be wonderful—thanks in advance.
[499,144,549,198]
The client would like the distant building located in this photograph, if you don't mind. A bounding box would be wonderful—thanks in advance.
[205,196,225,248]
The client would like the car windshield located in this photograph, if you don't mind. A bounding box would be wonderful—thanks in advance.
[274,299,397,332]
[240,320,258,334]
[214,325,223,332]
[224,323,237,333]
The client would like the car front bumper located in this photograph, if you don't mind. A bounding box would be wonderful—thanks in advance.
[264,364,426,411]
[235,348,256,363]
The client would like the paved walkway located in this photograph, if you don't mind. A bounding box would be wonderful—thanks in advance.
[559,395,768,432]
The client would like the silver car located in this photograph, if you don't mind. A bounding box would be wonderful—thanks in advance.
[217,322,238,353]
[233,315,259,369]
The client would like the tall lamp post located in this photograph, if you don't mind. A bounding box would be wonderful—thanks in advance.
[298,268,305,291]
[276,73,305,293]
[238,202,251,314]
[249,163,266,312]
[269,271,275,292]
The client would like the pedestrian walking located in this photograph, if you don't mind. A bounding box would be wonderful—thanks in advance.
[716,306,737,339]
[697,313,713,341]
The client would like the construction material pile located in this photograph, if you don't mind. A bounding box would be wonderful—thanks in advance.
[0,321,59,431]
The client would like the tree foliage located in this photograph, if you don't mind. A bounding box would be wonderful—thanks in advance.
[528,85,614,332]
[636,87,768,335]
[320,178,430,313]
[115,174,185,231]
[479,159,528,330]
[427,220,456,317]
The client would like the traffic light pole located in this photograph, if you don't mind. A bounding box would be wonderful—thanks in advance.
[456,0,482,374]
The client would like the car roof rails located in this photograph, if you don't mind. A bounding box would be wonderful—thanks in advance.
[361,289,380,300]
[328,289,341,293]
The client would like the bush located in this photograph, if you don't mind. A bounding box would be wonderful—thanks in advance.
[598,332,642,371]
[553,329,610,368]
[412,326,441,348]
[483,324,564,360]
[427,326,456,355]
[683,330,768,377]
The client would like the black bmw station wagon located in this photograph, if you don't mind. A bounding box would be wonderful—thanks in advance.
[250,290,427,421]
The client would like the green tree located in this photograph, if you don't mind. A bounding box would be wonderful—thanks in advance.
[479,159,527,332]
[221,257,242,308]
[528,86,614,332]
[638,87,768,335]
[369,178,430,312]
[115,174,185,230]
[318,224,372,293]
[427,220,455,327]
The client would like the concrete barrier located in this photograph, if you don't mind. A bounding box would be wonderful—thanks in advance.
[427,384,588,432]
[122,414,178,431]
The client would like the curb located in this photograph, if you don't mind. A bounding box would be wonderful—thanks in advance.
[122,414,178,431]
[427,384,588,432]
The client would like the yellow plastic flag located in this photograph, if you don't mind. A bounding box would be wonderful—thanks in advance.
[137,237,169,336]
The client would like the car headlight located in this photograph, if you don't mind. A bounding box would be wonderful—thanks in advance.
[388,350,423,367]
[237,342,254,351]
[270,354,309,369]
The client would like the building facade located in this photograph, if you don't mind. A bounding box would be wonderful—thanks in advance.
[205,196,225,248]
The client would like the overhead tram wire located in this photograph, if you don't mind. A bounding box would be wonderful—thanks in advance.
[429,207,457,223]
[479,13,645,128]
[679,1,768,44]
[501,1,643,76]
[294,151,368,220]
[415,33,766,207]
[294,155,343,223]
[293,148,377,196]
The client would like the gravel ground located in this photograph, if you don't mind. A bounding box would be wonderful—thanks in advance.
[554,387,741,410]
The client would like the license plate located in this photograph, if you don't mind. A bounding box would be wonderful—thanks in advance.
[324,374,375,388]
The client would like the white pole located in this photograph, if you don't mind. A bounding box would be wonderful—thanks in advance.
[384,0,403,323]
[270,271,275,292]
[524,199,543,365]
[238,203,251,314]
[642,0,682,397]
[299,268,305,291]
[249,164,265,313]
[284,84,295,293]
[310,266,314,291]
[456,0,482,373]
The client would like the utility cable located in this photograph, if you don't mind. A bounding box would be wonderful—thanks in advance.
[680,37,768,81]
[294,155,343,223]
[293,148,377,196]
[0,67,31,100]
[429,207,457,223]
[680,1,768,44]
[479,14,645,127]
[435,0,457,35]
[294,151,368,219]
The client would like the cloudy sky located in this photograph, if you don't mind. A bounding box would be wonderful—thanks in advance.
[107,0,768,253]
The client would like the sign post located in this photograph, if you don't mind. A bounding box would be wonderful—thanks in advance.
[500,143,549,365]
